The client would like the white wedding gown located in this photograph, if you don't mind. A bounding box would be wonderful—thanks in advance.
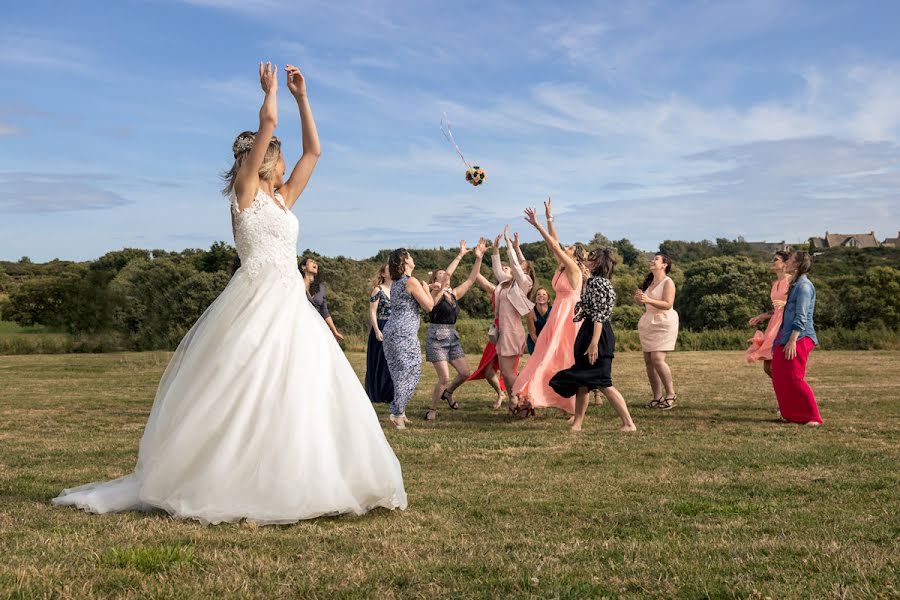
[53,189,407,524]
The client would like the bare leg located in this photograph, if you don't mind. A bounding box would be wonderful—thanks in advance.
[599,386,636,432]
[651,351,676,398]
[484,364,504,409]
[498,355,519,411]
[428,361,451,418]
[446,356,472,395]
[643,352,663,400]
[763,359,780,412]
[570,388,590,432]
[592,389,604,406]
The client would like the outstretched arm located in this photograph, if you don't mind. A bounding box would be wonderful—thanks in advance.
[475,273,496,294]
[490,234,511,283]
[454,238,487,299]
[524,207,580,289]
[544,198,559,242]
[445,240,470,278]
[280,64,322,209]
[234,62,279,210]
[505,226,533,295]
[512,231,526,264]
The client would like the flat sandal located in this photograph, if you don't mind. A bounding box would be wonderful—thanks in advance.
[658,394,678,410]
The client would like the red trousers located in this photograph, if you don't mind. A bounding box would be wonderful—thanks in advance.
[772,337,823,424]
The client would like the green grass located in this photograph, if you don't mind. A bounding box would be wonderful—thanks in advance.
[0,321,55,335]
[0,350,898,598]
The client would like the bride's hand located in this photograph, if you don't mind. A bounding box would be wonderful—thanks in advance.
[259,61,278,94]
[285,64,307,99]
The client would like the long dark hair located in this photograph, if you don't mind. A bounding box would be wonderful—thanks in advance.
[640,253,672,291]
[791,251,812,284]
[299,255,321,295]
[588,247,616,279]
[388,248,410,281]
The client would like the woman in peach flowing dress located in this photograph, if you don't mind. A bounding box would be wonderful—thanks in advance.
[512,200,586,416]
[745,250,792,377]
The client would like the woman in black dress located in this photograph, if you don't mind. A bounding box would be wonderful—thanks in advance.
[549,248,636,433]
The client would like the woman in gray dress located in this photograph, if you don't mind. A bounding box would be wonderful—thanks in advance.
[300,256,344,341]
[382,249,435,429]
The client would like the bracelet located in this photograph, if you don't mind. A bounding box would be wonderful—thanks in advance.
[547,217,554,222]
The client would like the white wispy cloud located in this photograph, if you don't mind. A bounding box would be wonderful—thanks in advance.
[0,173,132,213]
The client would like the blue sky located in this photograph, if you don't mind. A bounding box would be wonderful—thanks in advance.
[1,0,899,261]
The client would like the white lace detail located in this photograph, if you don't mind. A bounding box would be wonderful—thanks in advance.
[231,189,299,283]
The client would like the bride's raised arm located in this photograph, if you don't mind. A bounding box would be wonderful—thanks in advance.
[280,64,322,209]
[234,62,279,210]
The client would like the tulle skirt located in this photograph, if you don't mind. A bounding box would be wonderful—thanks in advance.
[53,266,407,525]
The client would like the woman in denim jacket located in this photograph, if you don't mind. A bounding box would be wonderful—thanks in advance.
[771,252,823,425]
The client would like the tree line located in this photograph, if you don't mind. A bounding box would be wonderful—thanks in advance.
[1,237,897,352]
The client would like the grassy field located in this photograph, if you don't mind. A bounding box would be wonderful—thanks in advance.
[0,350,898,599]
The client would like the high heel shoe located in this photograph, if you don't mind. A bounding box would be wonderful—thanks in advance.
[441,390,459,410]
[389,414,407,429]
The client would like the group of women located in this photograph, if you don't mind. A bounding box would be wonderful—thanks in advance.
[359,200,824,431]
[360,201,688,432]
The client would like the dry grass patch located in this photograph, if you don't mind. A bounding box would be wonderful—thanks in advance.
[0,350,898,598]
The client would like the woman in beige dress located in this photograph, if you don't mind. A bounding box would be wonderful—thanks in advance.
[635,252,679,409]
[491,229,534,413]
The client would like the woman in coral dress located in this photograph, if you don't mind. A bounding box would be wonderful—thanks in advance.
[513,200,586,416]
[746,250,792,377]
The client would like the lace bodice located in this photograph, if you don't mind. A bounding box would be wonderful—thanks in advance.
[231,189,299,280]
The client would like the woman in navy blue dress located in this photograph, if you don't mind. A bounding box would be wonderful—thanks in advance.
[365,264,395,403]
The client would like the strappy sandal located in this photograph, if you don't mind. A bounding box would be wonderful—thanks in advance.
[658,394,678,410]
[511,400,535,419]
[646,397,663,408]
[441,390,459,410]
[423,409,437,421]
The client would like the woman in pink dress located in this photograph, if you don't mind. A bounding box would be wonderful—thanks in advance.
[636,253,679,410]
[745,250,792,377]
[464,282,516,409]
[513,200,586,416]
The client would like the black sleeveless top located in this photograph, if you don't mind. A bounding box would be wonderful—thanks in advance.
[430,291,460,325]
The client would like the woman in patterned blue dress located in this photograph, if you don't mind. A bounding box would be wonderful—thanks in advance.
[382,249,435,429]
[365,264,395,403]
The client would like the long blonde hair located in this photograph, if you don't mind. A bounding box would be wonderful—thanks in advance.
[221,130,282,196]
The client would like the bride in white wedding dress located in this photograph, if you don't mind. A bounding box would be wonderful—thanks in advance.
[52,62,407,524]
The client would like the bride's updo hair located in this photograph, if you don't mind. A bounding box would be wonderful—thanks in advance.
[388,248,410,280]
[221,130,282,196]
